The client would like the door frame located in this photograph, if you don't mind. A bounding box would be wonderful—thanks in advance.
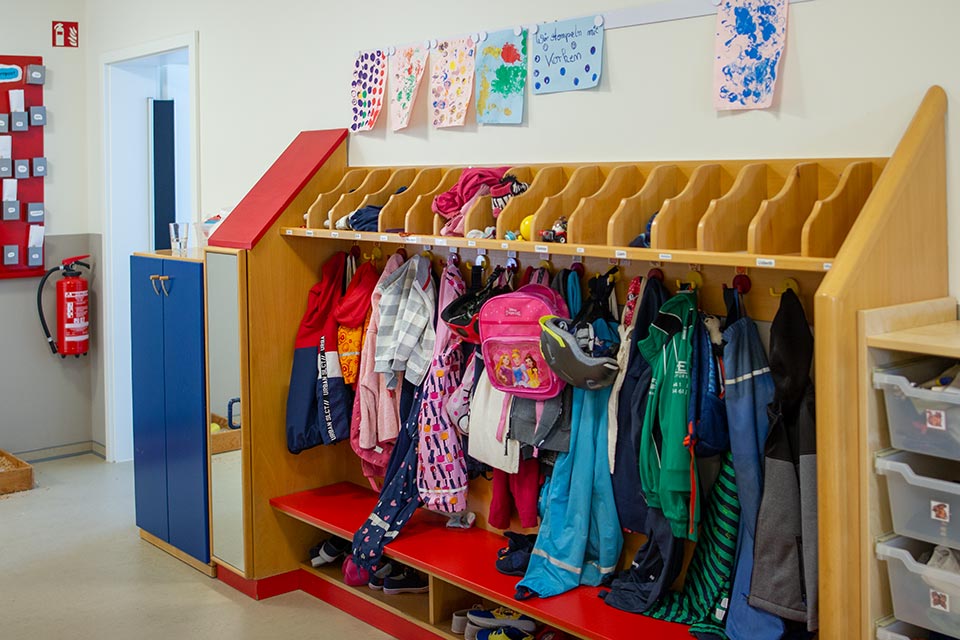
[101,32,200,462]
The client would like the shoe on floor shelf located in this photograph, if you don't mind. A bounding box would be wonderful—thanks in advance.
[467,607,537,633]
[382,568,429,595]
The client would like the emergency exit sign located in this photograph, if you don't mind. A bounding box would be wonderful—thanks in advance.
[52,21,79,48]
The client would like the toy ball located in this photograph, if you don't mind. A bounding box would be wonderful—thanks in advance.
[505,230,518,241]
[520,216,534,242]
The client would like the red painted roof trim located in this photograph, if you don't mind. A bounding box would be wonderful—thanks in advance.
[209,129,348,250]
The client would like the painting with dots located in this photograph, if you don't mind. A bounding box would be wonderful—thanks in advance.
[475,28,527,125]
[350,49,387,132]
[390,44,428,131]
[713,0,788,110]
[531,16,603,95]
[430,37,476,128]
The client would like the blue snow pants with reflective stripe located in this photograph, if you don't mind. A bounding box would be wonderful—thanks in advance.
[722,317,785,640]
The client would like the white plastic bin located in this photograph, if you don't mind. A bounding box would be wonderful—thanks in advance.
[877,451,960,551]
[877,536,960,637]
[874,358,960,461]
[877,619,932,640]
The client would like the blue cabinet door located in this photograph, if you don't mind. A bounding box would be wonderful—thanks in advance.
[130,256,168,541]
[160,259,210,563]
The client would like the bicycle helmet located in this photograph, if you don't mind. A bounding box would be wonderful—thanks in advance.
[539,316,619,390]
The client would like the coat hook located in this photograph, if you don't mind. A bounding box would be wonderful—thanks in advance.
[731,273,752,294]
[363,245,383,262]
[677,270,704,291]
[769,277,800,297]
[646,268,665,282]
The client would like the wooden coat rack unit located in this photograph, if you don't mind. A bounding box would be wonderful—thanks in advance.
[206,87,949,640]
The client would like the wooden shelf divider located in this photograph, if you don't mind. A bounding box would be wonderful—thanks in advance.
[747,162,820,255]
[801,161,875,258]
[606,164,684,247]
[325,168,394,230]
[652,164,725,250]
[305,168,369,229]
[378,168,445,233]
[697,163,785,252]
[405,168,464,235]
[529,165,607,241]
[496,166,568,240]
[567,165,643,245]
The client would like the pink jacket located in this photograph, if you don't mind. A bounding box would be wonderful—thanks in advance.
[352,253,405,470]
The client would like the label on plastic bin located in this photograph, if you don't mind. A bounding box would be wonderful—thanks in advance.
[926,409,947,431]
[931,500,951,523]
[931,588,950,612]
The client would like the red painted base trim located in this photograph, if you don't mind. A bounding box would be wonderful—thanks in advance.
[300,570,442,640]
[217,567,300,601]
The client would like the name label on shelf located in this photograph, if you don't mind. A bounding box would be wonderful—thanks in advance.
[756,258,776,267]
[658,253,672,261]
[406,236,420,244]
[823,262,832,271]
[285,229,293,235]
[501,242,509,249]
[354,233,362,239]
[467,240,477,247]
[331,231,339,238]
[615,249,627,259]
[379,234,389,242]
[435,237,447,246]
[576,247,585,254]
[535,244,549,254]
[305,229,315,237]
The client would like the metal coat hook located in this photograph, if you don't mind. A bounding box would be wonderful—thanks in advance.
[770,277,800,297]
[363,245,383,263]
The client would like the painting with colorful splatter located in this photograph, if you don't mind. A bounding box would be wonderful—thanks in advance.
[390,45,428,131]
[475,29,527,124]
[350,49,387,131]
[713,0,788,110]
[430,37,476,128]
[531,16,603,95]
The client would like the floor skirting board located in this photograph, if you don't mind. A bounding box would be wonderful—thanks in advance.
[14,441,105,463]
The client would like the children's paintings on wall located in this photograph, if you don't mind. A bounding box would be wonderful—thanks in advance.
[475,28,527,125]
[430,37,476,128]
[350,49,387,132]
[390,45,428,131]
[531,16,603,95]
[713,0,788,110]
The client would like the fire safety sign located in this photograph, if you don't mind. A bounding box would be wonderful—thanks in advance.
[52,22,79,48]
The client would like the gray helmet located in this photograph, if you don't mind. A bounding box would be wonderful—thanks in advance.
[539,316,619,390]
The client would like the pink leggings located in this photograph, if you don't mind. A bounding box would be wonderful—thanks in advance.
[489,457,541,529]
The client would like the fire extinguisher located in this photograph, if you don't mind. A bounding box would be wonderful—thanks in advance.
[37,254,91,358]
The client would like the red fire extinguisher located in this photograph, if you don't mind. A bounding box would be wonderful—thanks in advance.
[37,254,91,358]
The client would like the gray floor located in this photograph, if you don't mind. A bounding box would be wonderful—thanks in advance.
[0,454,391,640]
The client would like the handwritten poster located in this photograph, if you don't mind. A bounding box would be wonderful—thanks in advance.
[531,16,603,95]
[475,29,527,125]
[430,37,476,128]
[713,0,788,110]
[350,49,387,132]
[390,45,428,131]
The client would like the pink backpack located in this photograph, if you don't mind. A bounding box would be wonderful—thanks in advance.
[478,284,569,400]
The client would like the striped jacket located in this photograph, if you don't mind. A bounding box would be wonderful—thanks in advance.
[374,254,436,389]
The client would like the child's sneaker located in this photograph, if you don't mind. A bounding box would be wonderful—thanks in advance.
[367,562,397,590]
[383,568,429,595]
[452,606,484,634]
[310,536,351,567]
[476,628,535,640]
[467,607,537,633]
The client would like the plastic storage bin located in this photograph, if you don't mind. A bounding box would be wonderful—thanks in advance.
[877,451,960,550]
[874,358,960,461]
[877,619,934,640]
[877,536,960,637]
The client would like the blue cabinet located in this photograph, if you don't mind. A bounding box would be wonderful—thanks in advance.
[130,255,209,565]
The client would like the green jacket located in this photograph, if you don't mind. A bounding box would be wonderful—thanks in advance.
[638,291,700,541]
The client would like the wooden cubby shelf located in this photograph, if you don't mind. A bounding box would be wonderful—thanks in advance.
[272,483,690,640]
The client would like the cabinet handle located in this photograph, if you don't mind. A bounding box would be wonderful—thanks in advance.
[149,274,161,296]
[158,275,171,297]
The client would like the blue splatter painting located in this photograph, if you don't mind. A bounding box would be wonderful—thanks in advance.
[713,0,788,110]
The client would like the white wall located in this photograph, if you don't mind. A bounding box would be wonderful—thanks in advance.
[79,0,960,291]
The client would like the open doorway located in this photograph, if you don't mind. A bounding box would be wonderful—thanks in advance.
[101,34,199,462]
